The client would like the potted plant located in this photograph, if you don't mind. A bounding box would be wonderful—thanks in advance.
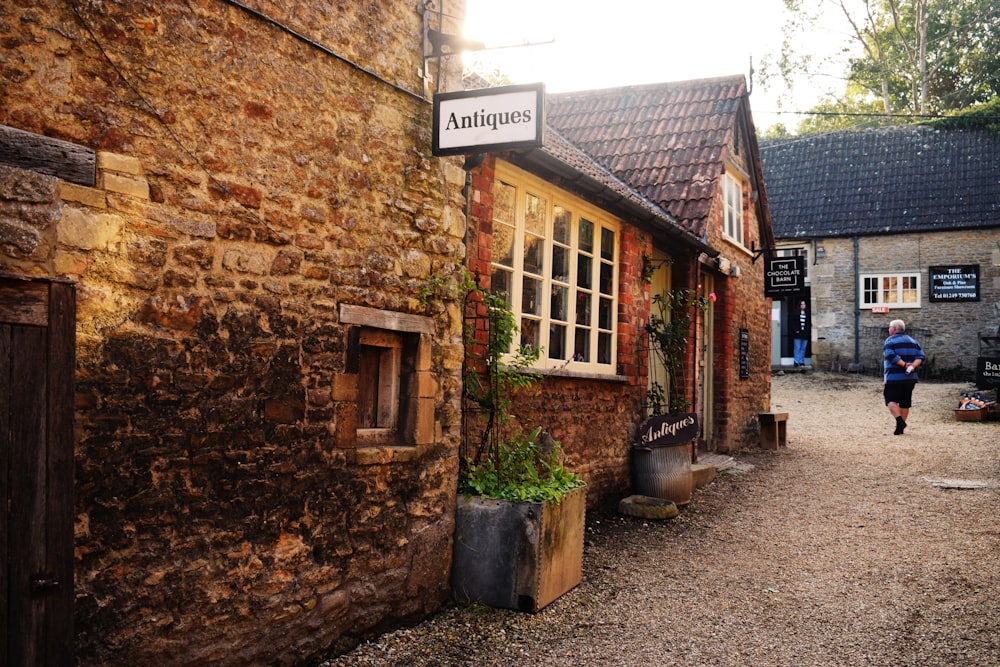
[632,289,708,505]
[451,284,585,613]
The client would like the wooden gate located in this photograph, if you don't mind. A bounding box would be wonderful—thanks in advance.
[0,275,75,667]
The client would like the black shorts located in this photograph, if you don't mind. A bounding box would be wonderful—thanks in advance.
[884,382,916,408]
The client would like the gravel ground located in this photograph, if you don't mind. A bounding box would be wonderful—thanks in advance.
[320,372,999,666]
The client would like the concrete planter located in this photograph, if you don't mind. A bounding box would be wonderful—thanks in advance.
[451,485,586,612]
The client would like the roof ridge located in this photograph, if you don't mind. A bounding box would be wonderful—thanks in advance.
[547,75,747,100]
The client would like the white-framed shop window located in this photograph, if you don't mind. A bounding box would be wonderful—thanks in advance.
[860,273,921,308]
[491,161,620,374]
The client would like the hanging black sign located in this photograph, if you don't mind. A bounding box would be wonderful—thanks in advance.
[638,413,699,447]
[977,356,1000,389]
[739,328,750,379]
[764,255,806,297]
[929,265,979,302]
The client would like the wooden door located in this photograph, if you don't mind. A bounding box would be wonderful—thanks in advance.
[698,274,715,448]
[646,250,672,416]
[0,276,75,667]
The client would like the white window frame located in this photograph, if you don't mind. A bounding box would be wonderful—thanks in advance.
[776,246,810,284]
[860,272,922,309]
[491,162,620,375]
[722,169,744,247]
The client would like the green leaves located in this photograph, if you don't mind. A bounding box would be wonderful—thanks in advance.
[458,427,582,504]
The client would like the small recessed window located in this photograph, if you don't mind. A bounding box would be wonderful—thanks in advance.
[357,330,408,446]
[338,304,435,452]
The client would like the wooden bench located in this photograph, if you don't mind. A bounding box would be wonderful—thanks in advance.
[759,412,788,450]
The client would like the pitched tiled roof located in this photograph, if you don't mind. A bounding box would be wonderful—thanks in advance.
[760,126,1000,239]
[545,76,750,238]
[508,125,717,256]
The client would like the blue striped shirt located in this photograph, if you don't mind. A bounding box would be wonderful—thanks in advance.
[884,333,925,383]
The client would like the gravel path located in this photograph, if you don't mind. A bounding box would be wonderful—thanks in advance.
[321,372,999,666]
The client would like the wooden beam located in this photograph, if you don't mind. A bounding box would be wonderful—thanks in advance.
[0,124,96,187]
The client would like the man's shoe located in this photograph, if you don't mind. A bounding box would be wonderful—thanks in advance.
[894,416,906,435]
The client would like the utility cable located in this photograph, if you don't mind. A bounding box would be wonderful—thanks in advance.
[219,0,429,104]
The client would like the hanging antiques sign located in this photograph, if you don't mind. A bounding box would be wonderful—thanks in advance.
[432,83,545,156]
[764,255,806,297]
[638,413,699,447]
[928,264,980,302]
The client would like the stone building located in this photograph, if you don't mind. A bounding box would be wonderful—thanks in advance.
[761,126,1000,377]
[2,1,469,665]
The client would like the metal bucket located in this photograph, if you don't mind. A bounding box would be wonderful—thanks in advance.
[631,443,692,505]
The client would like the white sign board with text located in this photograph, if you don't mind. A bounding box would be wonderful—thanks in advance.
[433,83,544,156]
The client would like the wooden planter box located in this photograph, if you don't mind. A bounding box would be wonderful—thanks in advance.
[954,407,990,421]
[451,485,586,613]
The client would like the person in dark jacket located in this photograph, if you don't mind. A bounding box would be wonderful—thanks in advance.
[792,299,810,366]
[883,319,925,435]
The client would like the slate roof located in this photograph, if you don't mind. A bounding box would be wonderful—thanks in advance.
[759,126,1000,239]
[545,76,753,239]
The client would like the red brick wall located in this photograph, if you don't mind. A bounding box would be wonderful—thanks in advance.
[466,157,651,506]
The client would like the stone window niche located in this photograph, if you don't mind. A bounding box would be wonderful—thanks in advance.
[338,304,435,458]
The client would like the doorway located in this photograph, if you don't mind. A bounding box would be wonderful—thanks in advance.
[1,276,76,667]
[698,274,715,448]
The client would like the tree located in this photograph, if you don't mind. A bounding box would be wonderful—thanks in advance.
[762,0,1000,132]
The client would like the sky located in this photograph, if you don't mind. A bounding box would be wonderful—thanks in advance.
[460,0,858,132]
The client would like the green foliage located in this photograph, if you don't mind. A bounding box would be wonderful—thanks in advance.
[762,0,1000,134]
[645,289,708,414]
[924,98,1000,137]
[420,264,477,307]
[463,289,541,422]
[461,283,582,503]
[458,426,582,504]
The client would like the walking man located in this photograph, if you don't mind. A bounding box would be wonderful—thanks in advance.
[883,319,925,435]
[792,300,810,367]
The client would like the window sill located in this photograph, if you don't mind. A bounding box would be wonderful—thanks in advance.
[723,236,752,256]
[353,443,424,466]
[527,365,629,383]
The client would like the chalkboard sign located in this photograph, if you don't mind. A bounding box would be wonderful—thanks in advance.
[929,265,979,302]
[739,328,750,379]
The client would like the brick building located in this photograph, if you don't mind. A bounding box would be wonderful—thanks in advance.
[761,126,1000,377]
[540,78,777,454]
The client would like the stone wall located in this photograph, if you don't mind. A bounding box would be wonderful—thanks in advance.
[1,1,467,664]
[809,230,1000,377]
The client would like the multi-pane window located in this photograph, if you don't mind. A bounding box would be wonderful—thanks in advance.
[861,273,921,308]
[776,246,810,283]
[722,170,744,246]
[490,163,620,374]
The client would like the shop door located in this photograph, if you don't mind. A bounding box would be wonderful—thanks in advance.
[646,250,671,415]
[1,276,75,667]
[699,274,715,448]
